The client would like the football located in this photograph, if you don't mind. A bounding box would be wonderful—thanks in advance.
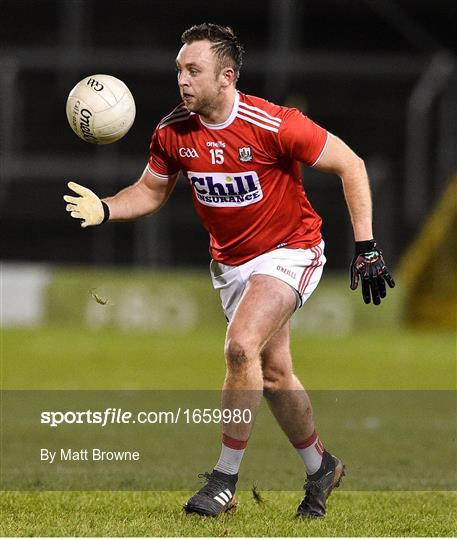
[66,74,136,144]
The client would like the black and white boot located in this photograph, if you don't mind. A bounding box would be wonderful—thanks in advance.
[185,469,237,516]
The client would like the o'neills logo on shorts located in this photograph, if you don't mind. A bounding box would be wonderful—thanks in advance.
[277,265,296,280]
[187,171,263,207]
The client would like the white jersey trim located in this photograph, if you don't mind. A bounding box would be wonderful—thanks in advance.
[147,163,171,180]
[310,131,330,167]
[160,104,186,123]
[238,104,281,127]
[158,105,187,128]
[238,101,282,124]
[159,111,192,129]
[199,92,240,130]
[236,112,279,133]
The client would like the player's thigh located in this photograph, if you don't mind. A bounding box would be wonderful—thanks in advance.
[226,274,296,354]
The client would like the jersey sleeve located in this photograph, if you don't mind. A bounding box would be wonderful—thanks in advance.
[277,108,328,167]
[147,127,180,178]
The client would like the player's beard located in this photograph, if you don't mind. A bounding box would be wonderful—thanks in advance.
[184,86,223,118]
[187,97,213,116]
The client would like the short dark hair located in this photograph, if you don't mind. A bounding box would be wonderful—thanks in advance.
[181,23,244,80]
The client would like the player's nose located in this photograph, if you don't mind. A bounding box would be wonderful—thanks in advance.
[177,71,189,87]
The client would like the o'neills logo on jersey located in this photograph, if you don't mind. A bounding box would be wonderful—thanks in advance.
[187,171,263,207]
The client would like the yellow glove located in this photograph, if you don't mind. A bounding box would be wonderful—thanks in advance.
[63,182,109,228]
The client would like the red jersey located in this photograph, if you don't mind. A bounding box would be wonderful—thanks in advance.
[148,91,328,265]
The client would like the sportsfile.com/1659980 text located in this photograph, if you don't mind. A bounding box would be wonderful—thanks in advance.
[40,408,252,427]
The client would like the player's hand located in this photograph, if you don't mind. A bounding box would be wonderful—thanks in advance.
[63,182,109,227]
[350,240,395,305]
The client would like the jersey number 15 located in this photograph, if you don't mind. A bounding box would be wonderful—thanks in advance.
[209,149,224,164]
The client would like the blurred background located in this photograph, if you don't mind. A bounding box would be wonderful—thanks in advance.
[1,3,455,513]
[1,0,456,333]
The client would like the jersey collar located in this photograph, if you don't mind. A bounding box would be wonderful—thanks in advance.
[199,91,240,130]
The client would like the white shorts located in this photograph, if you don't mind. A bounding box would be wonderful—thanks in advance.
[210,241,326,321]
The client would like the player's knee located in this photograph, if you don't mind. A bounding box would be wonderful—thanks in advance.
[224,336,259,371]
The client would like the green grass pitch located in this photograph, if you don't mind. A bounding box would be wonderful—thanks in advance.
[1,325,456,536]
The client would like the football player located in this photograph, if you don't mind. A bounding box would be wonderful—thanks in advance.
[64,23,394,518]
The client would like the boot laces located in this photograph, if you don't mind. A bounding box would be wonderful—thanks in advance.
[197,472,230,497]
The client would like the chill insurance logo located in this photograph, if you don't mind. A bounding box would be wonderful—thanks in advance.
[187,171,263,208]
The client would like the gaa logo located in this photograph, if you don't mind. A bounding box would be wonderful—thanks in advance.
[187,171,263,207]
[179,147,199,158]
[86,78,104,92]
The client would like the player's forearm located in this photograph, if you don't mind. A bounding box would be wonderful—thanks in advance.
[340,158,374,242]
[102,181,164,221]
[313,135,373,241]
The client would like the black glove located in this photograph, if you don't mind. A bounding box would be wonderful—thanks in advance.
[350,240,395,305]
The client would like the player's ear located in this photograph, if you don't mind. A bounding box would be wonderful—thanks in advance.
[220,67,236,87]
